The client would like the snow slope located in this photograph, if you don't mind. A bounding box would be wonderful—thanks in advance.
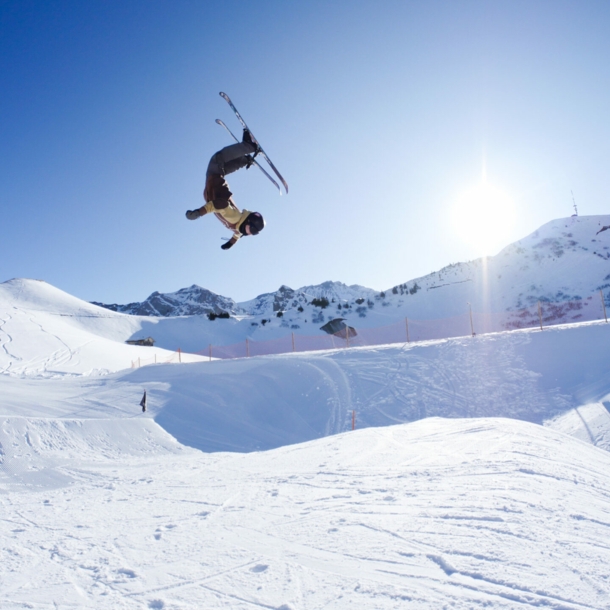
[4,274,610,607]
[0,278,208,375]
[3,276,610,452]
[2,417,610,609]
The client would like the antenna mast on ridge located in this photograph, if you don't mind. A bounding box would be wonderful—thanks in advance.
[571,191,578,216]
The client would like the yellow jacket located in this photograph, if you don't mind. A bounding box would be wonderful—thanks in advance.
[203,200,251,244]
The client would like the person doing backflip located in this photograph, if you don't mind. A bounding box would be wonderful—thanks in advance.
[185,130,265,250]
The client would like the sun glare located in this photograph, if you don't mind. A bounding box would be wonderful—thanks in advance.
[451,182,516,256]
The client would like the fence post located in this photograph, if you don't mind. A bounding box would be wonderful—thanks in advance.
[405,317,410,343]
[138,357,141,368]
[209,344,212,361]
[292,332,295,352]
[346,326,350,348]
[601,290,608,323]
[352,410,356,430]
[537,301,543,331]
[468,302,475,336]
[154,354,157,364]
[246,338,250,357]
[178,348,182,363]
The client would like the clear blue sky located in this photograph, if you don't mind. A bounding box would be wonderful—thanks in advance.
[2,0,610,304]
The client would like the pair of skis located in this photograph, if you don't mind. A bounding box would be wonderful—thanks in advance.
[216,92,289,195]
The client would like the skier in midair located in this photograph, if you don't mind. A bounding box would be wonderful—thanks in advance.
[185,130,265,250]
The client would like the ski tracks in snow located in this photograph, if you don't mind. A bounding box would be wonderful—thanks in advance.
[0,312,21,375]
[2,420,610,609]
[300,358,352,437]
[0,307,79,376]
[330,332,573,431]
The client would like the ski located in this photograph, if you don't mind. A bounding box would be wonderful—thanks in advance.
[219,92,289,194]
[215,119,281,194]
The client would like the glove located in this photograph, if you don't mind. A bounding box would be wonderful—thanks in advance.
[221,239,235,250]
[186,208,205,220]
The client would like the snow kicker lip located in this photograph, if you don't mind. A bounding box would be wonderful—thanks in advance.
[0,417,184,491]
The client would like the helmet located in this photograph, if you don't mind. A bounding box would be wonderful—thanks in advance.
[246,212,265,235]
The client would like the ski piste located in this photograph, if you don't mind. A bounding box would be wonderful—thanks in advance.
[219,92,289,194]
[215,119,281,193]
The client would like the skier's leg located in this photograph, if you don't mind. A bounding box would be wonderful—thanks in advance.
[207,142,257,176]
[188,143,254,220]
[223,156,253,175]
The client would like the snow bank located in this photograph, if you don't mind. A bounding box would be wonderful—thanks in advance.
[137,321,610,452]
[0,416,185,492]
[0,278,206,375]
[545,401,610,450]
[2,418,610,609]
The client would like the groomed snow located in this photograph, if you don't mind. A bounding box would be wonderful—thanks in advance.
[3,418,610,609]
[2,278,610,608]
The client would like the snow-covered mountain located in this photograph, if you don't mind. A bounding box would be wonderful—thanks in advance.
[4,244,610,607]
[237,280,378,316]
[4,215,610,358]
[92,280,379,320]
[91,284,241,317]
[92,215,610,334]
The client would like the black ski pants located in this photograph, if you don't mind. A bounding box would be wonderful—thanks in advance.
[204,142,256,208]
[207,142,256,177]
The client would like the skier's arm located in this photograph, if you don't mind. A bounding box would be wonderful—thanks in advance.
[202,201,218,214]
[186,199,229,220]
[221,235,239,250]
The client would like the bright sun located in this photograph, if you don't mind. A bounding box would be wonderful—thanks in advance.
[451,182,516,256]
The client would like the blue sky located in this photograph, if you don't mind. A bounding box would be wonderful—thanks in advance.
[2,0,610,304]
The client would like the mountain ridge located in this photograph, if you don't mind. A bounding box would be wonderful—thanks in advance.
[90,215,610,330]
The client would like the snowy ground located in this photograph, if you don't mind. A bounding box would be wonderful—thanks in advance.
[3,418,610,609]
[2,279,610,608]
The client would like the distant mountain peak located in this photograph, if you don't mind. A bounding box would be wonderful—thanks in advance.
[92,284,239,317]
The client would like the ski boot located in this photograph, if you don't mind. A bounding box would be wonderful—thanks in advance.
[242,129,261,154]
